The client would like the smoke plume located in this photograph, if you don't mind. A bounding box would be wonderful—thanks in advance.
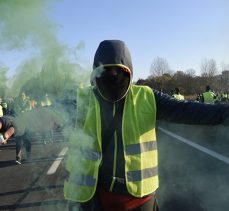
[0,1,91,210]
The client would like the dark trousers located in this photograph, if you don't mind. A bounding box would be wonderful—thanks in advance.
[42,129,53,143]
[68,195,159,211]
[16,135,31,161]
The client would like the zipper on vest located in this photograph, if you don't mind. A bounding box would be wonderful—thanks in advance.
[109,103,118,192]
[109,131,117,191]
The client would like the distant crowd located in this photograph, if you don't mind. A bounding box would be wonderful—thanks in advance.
[0,92,53,117]
[170,85,229,104]
[1,85,228,119]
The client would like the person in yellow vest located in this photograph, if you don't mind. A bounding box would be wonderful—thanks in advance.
[41,93,52,107]
[40,93,53,144]
[221,91,229,102]
[64,40,229,211]
[172,87,185,100]
[201,85,217,104]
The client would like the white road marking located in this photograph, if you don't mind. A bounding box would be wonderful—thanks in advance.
[47,147,68,175]
[158,127,229,165]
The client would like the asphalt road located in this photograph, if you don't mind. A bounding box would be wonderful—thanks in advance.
[0,136,68,211]
[157,122,229,211]
[0,123,228,211]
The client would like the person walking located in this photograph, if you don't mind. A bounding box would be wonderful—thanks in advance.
[1,107,64,164]
[0,116,31,165]
[64,40,229,211]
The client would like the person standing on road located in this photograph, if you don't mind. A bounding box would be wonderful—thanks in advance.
[41,93,54,144]
[0,107,64,165]
[64,39,229,211]
[201,85,217,104]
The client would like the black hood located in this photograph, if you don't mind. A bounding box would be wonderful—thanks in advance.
[91,40,133,102]
[93,40,133,75]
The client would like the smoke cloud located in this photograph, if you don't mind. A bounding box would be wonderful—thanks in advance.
[0,1,91,210]
[0,0,57,50]
[157,122,229,211]
[0,0,90,94]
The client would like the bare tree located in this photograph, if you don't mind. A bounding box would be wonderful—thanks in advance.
[200,59,208,77]
[208,59,218,76]
[185,68,196,77]
[220,62,229,72]
[221,70,229,91]
[150,57,170,77]
[200,58,218,77]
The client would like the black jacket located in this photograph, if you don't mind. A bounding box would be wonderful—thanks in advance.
[154,89,229,125]
[0,116,14,133]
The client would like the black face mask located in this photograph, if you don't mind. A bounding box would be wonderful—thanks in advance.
[95,67,131,102]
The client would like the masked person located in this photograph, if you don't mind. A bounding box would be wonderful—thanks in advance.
[64,40,229,211]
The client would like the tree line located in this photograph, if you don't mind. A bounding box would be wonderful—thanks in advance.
[135,57,229,100]
[1,56,229,102]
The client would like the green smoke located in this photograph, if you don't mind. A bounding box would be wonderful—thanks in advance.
[0,63,8,97]
[0,0,90,96]
[0,0,58,51]
[0,1,92,210]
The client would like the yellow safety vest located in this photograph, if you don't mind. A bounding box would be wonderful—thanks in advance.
[64,85,158,202]
[41,99,52,107]
[202,91,215,104]
[172,94,185,100]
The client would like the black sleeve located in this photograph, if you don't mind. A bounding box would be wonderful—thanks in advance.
[153,89,229,125]
[0,116,14,132]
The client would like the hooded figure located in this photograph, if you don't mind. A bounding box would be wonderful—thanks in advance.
[91,40,132,102]
[65,39,229,211]
[65,39,160,211]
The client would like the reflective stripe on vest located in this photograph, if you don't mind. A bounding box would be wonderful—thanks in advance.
[67,175,96,187]
[173,94,184,100]
[64,85,158,202]
[125,141,157,155]
[127,167,158,181]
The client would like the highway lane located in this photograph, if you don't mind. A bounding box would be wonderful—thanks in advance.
[0,139,69,211]
[0,124,228,211]
[157,123,229,211]
[158,122,229,157]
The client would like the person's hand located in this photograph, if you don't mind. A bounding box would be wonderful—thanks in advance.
[0,135,7,145]
[1,139,7,145]
[0,135,4,144]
